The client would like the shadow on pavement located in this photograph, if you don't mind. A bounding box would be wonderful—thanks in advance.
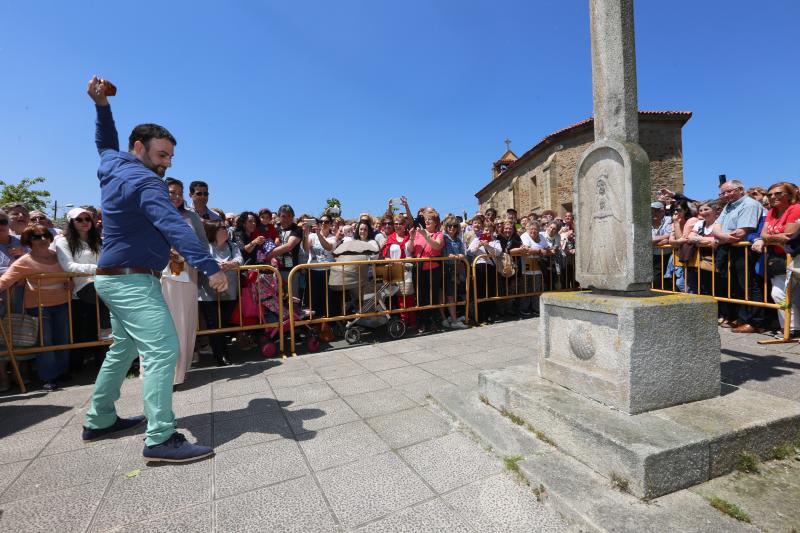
[180,398,322,449]
[0,403,73,438]
[721,348,800,387]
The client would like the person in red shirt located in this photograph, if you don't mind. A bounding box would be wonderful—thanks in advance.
[752,182,800,335]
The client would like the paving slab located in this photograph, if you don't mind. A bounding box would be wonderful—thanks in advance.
[398,431,503,494]
[0,480,107,533]
[315,451,434,529]
[299,420,390,471]
[366,406,452,449]
[90,456,213,532]
[215,475,337,532]
[116,503,213,533]
[355,497,473,532]
[340,387,418,419]
[214,438,309,499]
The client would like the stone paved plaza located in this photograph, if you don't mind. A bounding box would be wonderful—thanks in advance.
[1,319,799,532]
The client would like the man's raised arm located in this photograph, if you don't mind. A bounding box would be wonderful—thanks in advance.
[87,75,119,154]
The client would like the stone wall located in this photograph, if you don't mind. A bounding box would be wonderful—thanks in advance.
[477,116,687,217]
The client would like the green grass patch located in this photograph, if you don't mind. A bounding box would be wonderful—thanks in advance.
[609,472,630,493]
[772,441,796,460]
[504,455,523,473]
[499,408,557,447]
[500,408,525,426]
[707,496,752,523]
[736,451,760,473]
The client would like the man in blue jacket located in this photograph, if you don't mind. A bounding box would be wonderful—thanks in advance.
[81,76,228,463]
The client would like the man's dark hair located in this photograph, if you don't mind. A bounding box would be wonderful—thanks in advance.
[278,204,295,217]
[506,208,518,215]
[189,180,208,195]
[128,123,177,151]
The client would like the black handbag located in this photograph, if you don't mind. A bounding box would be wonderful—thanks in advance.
[767,254,787,278]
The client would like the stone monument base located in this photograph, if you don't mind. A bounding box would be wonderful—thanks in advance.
[540,291,721,414]
[478,365,800,499]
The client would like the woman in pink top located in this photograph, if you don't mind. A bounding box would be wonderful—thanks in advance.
[752,182,800,335]
[0,224,71,391]
[406,208,444,332]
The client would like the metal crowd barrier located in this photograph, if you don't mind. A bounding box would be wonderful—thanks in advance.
[195,264,285,355]
[0,265,285,393]
[0,272,109,394]
[652,242,795,344]
[470,253,579,322]
[286,256,471,356]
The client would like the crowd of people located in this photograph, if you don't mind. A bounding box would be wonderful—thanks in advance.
[0,188,578,393]
[652,180,800,337]
[3,174,798,394]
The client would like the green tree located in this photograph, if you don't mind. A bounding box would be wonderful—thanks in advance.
[324,197,342,217]
[0,177,51,211]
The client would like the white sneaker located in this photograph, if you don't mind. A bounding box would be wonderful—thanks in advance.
[457,315,466,323]
[99,328,113,341]
[441,318,452,328]
[450,320,468,330]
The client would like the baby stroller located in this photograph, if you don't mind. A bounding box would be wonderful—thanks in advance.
[247,270,320,357]
[342,265,408,345]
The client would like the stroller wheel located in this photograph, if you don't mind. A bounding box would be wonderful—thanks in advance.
[261,342,278,358]
[344,328,361,345]
[307,337,321,353]
[387,318,407,339]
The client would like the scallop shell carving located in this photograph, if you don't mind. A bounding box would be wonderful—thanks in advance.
[568,324,596,361]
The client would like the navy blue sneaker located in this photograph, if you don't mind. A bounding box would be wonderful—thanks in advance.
[82,415,146,442]
[143,432,214,463]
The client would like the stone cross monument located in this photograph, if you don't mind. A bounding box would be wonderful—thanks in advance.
[537,0,720,415]
[470,0,799,501]
[574,0,652,293]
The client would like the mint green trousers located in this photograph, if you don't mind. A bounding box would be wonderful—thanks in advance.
[85,274,179,446]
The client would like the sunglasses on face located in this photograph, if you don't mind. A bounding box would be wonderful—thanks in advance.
[74,217,92,223]
[382,221,394,226]
[767,192,785,198]
[30,216,47,221]
[30,233,51,241]
[320,219,331,224]
[193,191,209,196]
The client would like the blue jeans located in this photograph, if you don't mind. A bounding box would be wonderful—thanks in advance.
[26,303,70,381]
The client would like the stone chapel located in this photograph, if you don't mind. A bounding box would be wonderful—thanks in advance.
[475,111,691,215]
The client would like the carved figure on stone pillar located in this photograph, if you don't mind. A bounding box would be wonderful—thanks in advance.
[587,174,624,274]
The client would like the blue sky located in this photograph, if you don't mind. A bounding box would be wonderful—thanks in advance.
[0,0,797,219]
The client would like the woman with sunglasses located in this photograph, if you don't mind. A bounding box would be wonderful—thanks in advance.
[667,199,698,292]
[406,208,444,333]
[303,214,339,319]
[441,216,467,329]
[0,223,71,391]
[55,208,111,373]
[752,182,800,336]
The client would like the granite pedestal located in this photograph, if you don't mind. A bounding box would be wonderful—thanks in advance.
[539,291,720,414]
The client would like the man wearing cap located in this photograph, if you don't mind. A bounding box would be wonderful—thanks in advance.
[651,201,672,287]
[81,76,228,463]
